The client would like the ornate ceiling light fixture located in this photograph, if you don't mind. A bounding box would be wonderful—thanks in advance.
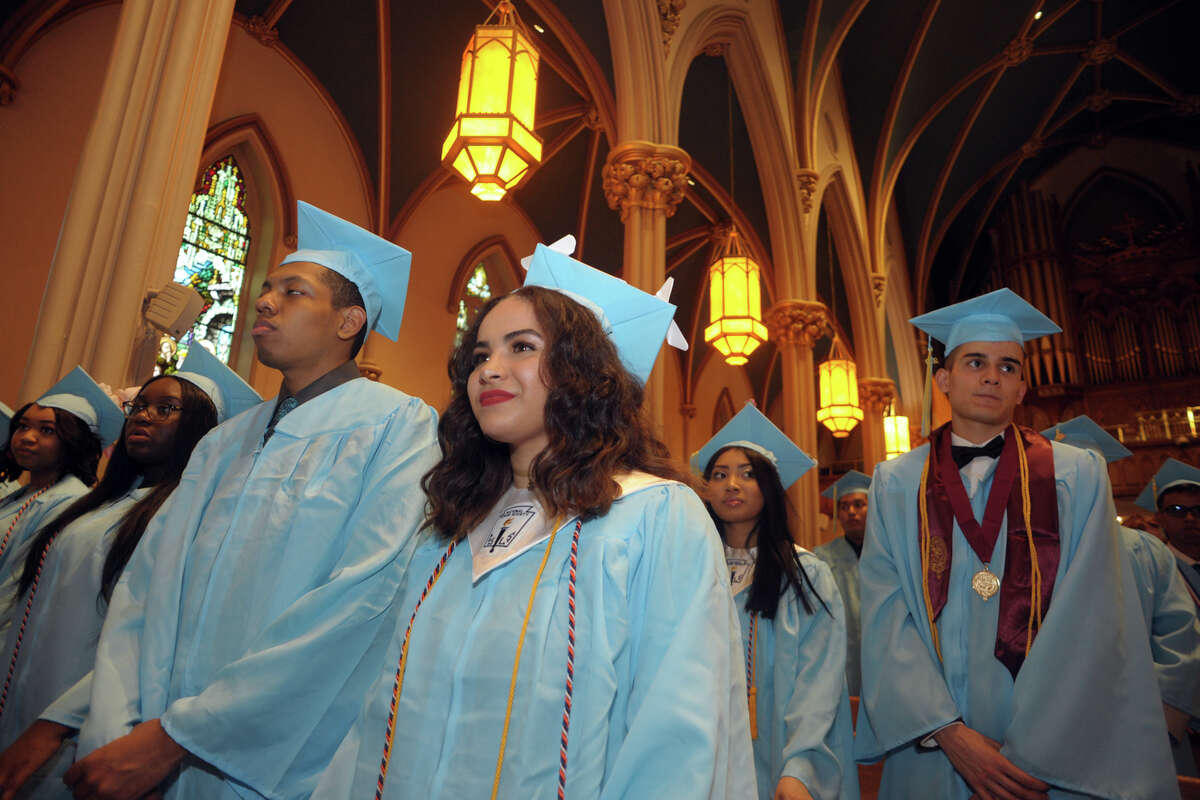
[441,1,542,202]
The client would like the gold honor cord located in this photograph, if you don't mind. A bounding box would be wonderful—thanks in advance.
[490,516,563,800]
[917,424,1041,664]
[918,456,942,661]
[746,614,758,740]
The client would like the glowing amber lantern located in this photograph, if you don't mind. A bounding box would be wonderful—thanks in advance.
[817,343,863,437]
[441,1,542,202]
[883,410,911,459]
[704,228,768,366]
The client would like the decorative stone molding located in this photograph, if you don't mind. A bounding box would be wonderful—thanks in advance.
[1083,37,1116,65]
[703,42,725,57]
[858,377,897,414]
[870,272,887,307]
[1019,136,1043,160]
[0,64,17,106]
[1003,36,1033,65]
[1086,90,1113,113]
[245,16,280,46]
[680,403,698,420]
[602,142,691,222]
[658,0,687,54]
[583,105,601,130]
[796,169,819,214]
[766,299,828,349]
[357,359,382,382]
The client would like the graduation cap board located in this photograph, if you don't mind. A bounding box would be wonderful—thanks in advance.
[175,342,264,423]
[0,402,11,432]
[821,470,872,501]
[1135,458,1200,512]
[909,288,1061,354]
[1040,416,1132,464]
[36,366,124,447]
[690,402,816,489]
[522,240,681,384]
[280,201,412,341]
[909,288,1061,436]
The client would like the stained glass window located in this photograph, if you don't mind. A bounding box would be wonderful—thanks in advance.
[157,156,251,373]
[455,263,492,345]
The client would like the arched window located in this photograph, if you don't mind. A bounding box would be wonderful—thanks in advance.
[455,262,492,345]
[158,156,251,372]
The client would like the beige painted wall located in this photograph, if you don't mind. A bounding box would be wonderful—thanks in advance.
[0,6,121,402]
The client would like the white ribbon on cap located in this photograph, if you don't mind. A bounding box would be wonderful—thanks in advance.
[520,236,689,352]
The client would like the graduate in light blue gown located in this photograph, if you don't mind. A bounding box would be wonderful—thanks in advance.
[0,369,122,636]
[1045,417,1200,775]
[814,470,872,697]
[0,404,17,499]
[0,358,239,798]
[61,202,440,800]
[693,402,859,800]
[315,241,755,799]
[855,289,1176,799]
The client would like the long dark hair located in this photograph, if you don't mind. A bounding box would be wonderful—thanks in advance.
[423,286,682,540]
[0,402,101,486]
[703,445,826,619]
[18,376,217,600]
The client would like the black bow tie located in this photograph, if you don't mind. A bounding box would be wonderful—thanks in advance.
[951,436,1005,469]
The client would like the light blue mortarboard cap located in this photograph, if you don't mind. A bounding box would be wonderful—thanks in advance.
[1040,415,1131,464]
[36,366,124,447]
[280,201,412,341]
[523,243,677,384]
[821,470,872,501]
[909,288,1060,354]
[690,402,816,489]
[175,343,264,423]
[1135,458,1200,512]
[0,402,11,432]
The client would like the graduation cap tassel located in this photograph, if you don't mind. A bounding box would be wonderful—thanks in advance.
[921,335,934,439]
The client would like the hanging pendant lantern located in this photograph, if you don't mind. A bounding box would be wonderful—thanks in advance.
[704,227,768,366]
[883,405,911,459]
[441,1,542,202]
[817,339,863,437]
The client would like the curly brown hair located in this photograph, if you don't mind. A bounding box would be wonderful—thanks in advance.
[422,286,682,540]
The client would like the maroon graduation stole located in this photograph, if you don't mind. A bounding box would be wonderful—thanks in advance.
[918,422,1060,677]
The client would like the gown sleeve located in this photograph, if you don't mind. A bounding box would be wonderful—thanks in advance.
[40,671,92,730]
[597,486,757,800]
[855,462,960,761]
[1000,449,1177,798]
[1133,528,1200,717]
[155,405,438,799]
[780,555,857,798]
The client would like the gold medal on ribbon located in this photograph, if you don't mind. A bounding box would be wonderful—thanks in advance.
[972,567,1001,600]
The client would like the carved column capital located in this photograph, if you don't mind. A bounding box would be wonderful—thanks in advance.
[766,299,828,349]
[357,359,382,382]
[0,64,18,106]
[245,16,280,46]
[796,169,819,214]
[858,377,897,414]
[680,403,698,420]
[657,0,687,54]
[870,272,887,307]
[602,141,691,223]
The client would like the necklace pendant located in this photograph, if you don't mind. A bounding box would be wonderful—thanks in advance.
[972,567,1001,600]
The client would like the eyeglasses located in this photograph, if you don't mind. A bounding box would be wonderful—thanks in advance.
[1162,504,1200,519]
[122,401,183,422]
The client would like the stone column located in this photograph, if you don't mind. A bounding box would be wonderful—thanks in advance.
[858,377,897,473]
[766,299,829,549]
[20,0,236,396]
[602,140,690,429]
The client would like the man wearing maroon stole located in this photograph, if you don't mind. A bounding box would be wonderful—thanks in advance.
[853,288,1176,799]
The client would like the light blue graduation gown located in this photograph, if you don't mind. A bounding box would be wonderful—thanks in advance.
[0,477,89,634]
[313,476,757,799]
[813,535,862,696]
[0,485,147,798]
[69,379,439,800]
[855,441,1176,799]
[1123,525,1200,775]
[737,548,859,800]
